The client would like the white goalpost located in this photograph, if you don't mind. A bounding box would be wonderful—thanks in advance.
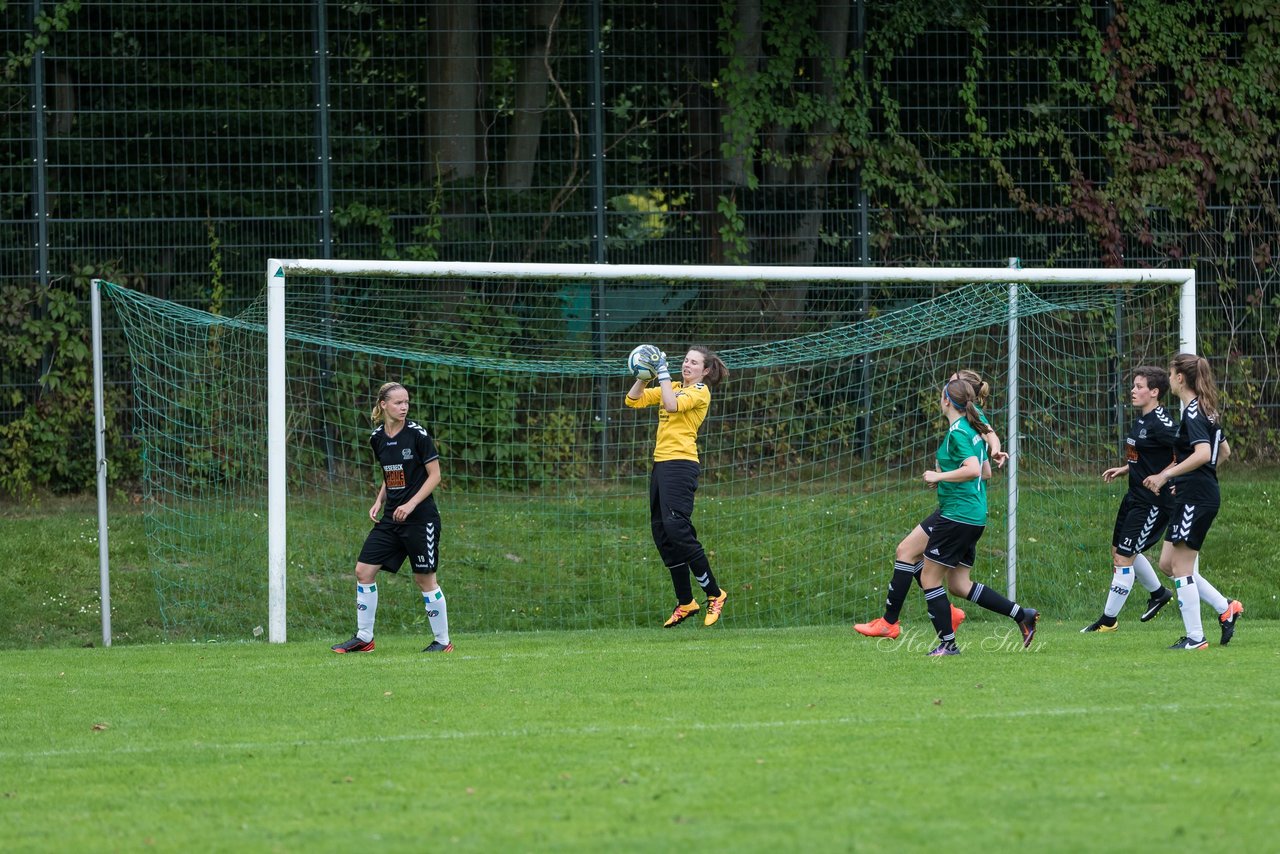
[257,259,1196,643]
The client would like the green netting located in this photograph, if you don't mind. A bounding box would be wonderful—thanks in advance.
[103,271,1179,642]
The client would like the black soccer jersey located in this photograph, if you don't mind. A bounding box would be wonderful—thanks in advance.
[1170,398,1225,505]
[370,420,440,524]
[1124,405,1178,504]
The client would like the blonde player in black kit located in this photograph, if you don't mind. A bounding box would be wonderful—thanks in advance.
[626,345,730,628]
[1082,367,1178,631]
[1142,354,1241,650]
[331,382,453,654]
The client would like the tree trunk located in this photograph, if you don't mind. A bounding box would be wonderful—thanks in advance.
[772,1,852,321]
[425,0,480,182]
[722,0,761,188]
[714,0,762,315]
[500,1,560,191]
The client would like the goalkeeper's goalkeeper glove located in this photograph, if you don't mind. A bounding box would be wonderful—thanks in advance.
[655,351,670,383]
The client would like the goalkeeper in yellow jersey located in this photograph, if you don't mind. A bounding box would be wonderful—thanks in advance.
[625,345,730,627]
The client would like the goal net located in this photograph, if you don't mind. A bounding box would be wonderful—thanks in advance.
[99,261,1193,642]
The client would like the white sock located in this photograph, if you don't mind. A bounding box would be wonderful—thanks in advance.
[1174,576,1204,642]
[1187,573,1228,614]
[423,587,449,645]
[1187,555,1228,614]
[1132,553,1162,593]
[1104,564,1135,618]
[356,582,378,642]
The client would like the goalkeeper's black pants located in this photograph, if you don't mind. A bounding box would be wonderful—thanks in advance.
[650,460,719,602]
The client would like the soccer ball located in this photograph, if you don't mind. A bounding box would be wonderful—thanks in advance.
[628,344,660,381]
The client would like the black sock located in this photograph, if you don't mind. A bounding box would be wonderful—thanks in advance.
[667,563,695,604]
[923,585,955,643]
[687,551,720,599]
[967,582,1024,622]
[883,561,919,623]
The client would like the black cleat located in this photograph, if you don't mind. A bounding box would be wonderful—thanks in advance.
[1140,586,1174,622]
[422,641,454,653]
[1168,636,1208,650]
[331,635,374,654]
[1219,600,1243,646]
[1080,615,1118,633]
[1016,608,1039,649]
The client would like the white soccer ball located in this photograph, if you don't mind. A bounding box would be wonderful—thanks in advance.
[628,344,660,381]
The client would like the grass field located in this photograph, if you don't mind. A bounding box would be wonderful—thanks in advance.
[2,475,1277,649]
[2,624,1276,852]
[3,486,1277,851]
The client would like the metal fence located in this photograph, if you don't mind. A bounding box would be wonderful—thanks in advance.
[2,0,1277,474]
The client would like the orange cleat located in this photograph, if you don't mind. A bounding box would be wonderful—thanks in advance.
[663,600,701,628]
[853,616,901,639]
[704,590,727,626]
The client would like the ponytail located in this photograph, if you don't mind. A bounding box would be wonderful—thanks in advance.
[1169,353,1220,423]
[943,379,992,436]
[690,345,730,386]
[954,369,991,408]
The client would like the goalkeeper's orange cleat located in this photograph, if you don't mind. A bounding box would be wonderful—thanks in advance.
[704,590,727,626]
[663,600,700,628]
[951,604,967,632]
[853,617,900,639]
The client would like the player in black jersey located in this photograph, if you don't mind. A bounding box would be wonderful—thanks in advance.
[1142,355,1241,649]
[1081,367,1178,632]
[332,382,453,654]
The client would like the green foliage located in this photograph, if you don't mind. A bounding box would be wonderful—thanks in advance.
[418,307,529,487]
[0,266,139,497]
[205,219,226,316]
[715,194,751,264]
[1,0,80,80]
[3,0,1279,493]
[525,404,595,482]
[975,0,1280,261]
[332,201,399,260]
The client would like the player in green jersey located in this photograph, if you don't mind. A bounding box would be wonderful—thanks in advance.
[915,378,1039,655]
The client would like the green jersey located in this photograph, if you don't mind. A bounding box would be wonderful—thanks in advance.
[936,416,988,526]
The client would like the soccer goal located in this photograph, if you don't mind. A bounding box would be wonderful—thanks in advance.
[94,261,1194,644]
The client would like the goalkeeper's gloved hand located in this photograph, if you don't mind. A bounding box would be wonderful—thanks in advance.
[655,351,670,383]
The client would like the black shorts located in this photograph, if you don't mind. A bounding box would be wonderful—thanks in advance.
[358,517,441,574]
[1112,494,1168,557]
[1165,501,1218,551]
[920,509,984,569]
